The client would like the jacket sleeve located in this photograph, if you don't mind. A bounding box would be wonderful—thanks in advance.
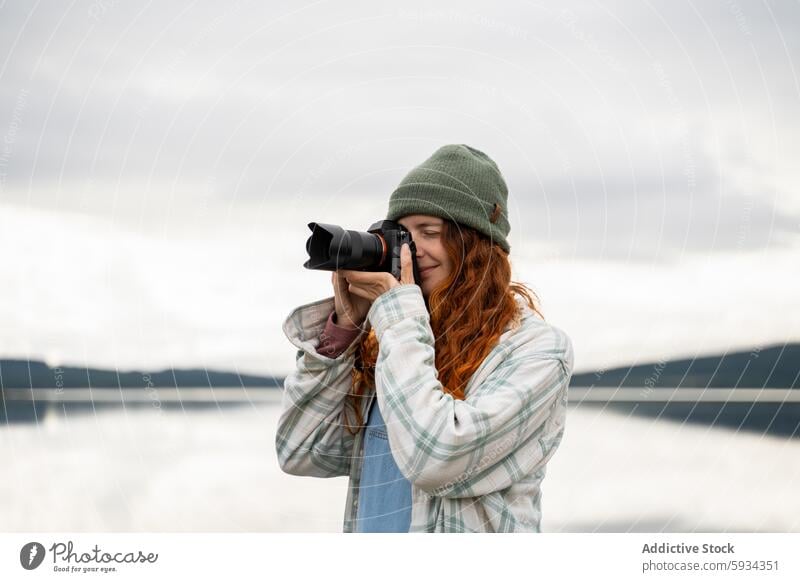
[368,284,573,498]
[275,296,367,478]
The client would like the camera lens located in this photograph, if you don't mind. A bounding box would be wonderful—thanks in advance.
[304,223,386,271]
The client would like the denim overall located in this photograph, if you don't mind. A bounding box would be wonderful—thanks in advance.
[355,394,413,532]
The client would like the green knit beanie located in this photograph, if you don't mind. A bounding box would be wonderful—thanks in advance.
[386,144,511,253]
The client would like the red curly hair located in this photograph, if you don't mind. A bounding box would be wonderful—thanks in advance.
[342,219,544,435]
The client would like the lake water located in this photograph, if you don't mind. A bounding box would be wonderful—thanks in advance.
[1,395,798,532]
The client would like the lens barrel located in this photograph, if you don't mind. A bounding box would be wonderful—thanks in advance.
[303,222,386,271]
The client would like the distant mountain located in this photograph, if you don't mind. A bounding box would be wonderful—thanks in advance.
[0,359,283,390]
[570,343,799,388]
[1,342,798,391]
[2,348,798,435]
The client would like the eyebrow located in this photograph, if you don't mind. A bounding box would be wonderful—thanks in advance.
[414,221,443,228]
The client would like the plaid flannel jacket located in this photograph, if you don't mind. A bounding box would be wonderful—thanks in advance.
[276,284,574,532]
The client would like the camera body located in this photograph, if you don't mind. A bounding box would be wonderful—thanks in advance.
[304,219,421,284]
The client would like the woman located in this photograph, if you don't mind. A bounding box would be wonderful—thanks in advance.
[276,144,574,533]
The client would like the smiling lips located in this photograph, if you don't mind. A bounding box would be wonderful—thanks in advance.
[419,265,438,277]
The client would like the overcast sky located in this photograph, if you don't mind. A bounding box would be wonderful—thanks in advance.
[1,0,798,377]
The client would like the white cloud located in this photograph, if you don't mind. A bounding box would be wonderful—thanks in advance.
[1,0,798,374]
[2,201,798,377]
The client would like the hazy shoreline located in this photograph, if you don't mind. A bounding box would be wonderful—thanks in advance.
[1,403,797,533]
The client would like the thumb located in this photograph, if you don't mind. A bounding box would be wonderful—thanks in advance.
[400,243,414,285]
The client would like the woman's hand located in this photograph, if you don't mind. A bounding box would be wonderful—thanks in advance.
[332,270,372,330]
[338,243,415,309]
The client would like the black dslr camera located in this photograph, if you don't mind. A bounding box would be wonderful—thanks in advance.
[303,220,421,285]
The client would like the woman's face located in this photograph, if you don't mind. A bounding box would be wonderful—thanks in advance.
[397,214,454,298]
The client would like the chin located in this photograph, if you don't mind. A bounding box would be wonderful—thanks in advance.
[419,278,441,299]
